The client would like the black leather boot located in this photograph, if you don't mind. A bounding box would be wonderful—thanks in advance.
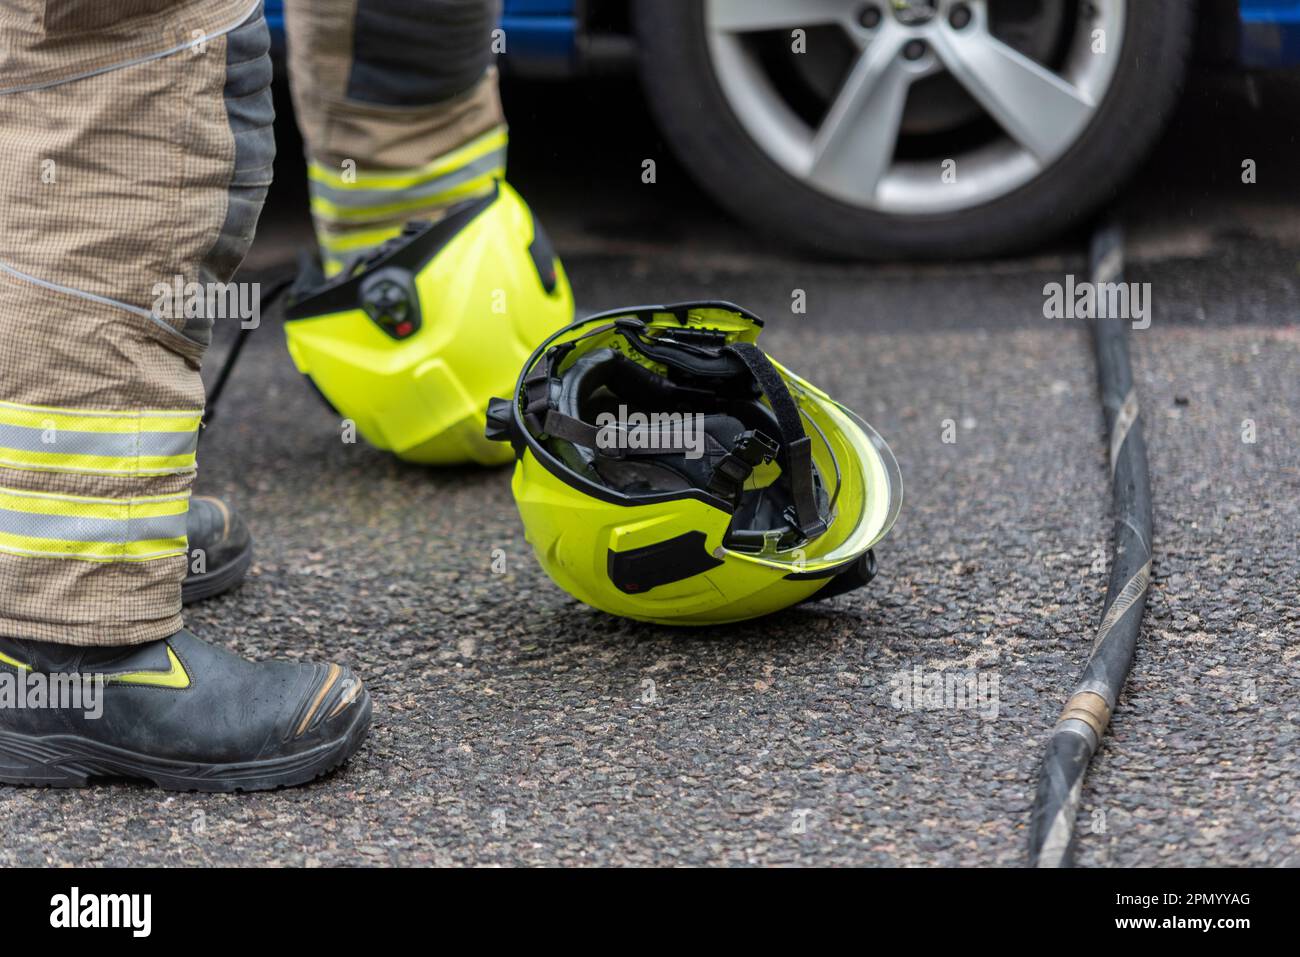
[0,630,370,791]
[182,496,253,604]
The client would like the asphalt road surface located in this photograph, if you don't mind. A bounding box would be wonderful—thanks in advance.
[1,70,1296,867]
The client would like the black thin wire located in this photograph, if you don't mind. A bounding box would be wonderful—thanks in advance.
[202,274,295,432]
[1027,221,1155,867]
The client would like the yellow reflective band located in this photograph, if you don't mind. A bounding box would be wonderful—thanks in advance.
[316,224,406,279]
[315,224,405,255]
[108,646,191,689]
[309,170,499,224]
[0,646,190,689]
[0,400,200,477]
[0,401,201,434]
[0,488,188,520]
[0,488,189,563]
[0,648,30,672]
[0,450,197,476]
[307,126,508,191]
[0,533,188,561]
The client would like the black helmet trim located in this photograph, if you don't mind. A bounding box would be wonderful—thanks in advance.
[570,301,765,328]
[606,530,725,594]
[489,302,834,550]
[790,550,878,593]
[527,216,561,295]
[283,183,499,323]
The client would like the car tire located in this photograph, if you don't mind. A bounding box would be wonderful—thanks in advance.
[633,0,1196,259]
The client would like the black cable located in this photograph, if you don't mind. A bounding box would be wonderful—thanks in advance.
[202,274,294,430]
[1027,222,1154,867]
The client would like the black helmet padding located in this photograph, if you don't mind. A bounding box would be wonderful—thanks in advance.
[539,345,828,544]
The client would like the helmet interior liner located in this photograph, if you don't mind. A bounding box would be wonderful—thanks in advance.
[536,326,835,551]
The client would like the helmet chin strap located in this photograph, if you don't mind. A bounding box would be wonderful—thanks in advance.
[722,343,827,541]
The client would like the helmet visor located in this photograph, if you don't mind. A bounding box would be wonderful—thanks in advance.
[722,369,903,574]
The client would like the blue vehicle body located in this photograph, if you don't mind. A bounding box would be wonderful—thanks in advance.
[263,1,1300,71]
[1239,0,1300,66]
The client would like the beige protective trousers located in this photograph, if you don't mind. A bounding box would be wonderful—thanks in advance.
[0,0,503,645]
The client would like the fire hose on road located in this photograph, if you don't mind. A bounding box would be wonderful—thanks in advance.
[1028,222,1155,867]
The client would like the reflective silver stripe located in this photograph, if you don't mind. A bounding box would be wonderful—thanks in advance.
[0,260,192,346]
[1089,560,1152,655]
[0,507,186,544]
[1033,774,1084,869]
[1094,246,1123,285]
[1109,388,1139,477]
[0,423,197,459]
[309,149,505,210]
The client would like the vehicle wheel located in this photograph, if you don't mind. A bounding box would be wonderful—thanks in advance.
[633,0,1195,259]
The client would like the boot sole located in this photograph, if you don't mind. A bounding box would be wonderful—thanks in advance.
[0,693,370,792]
[181,539,254,605]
